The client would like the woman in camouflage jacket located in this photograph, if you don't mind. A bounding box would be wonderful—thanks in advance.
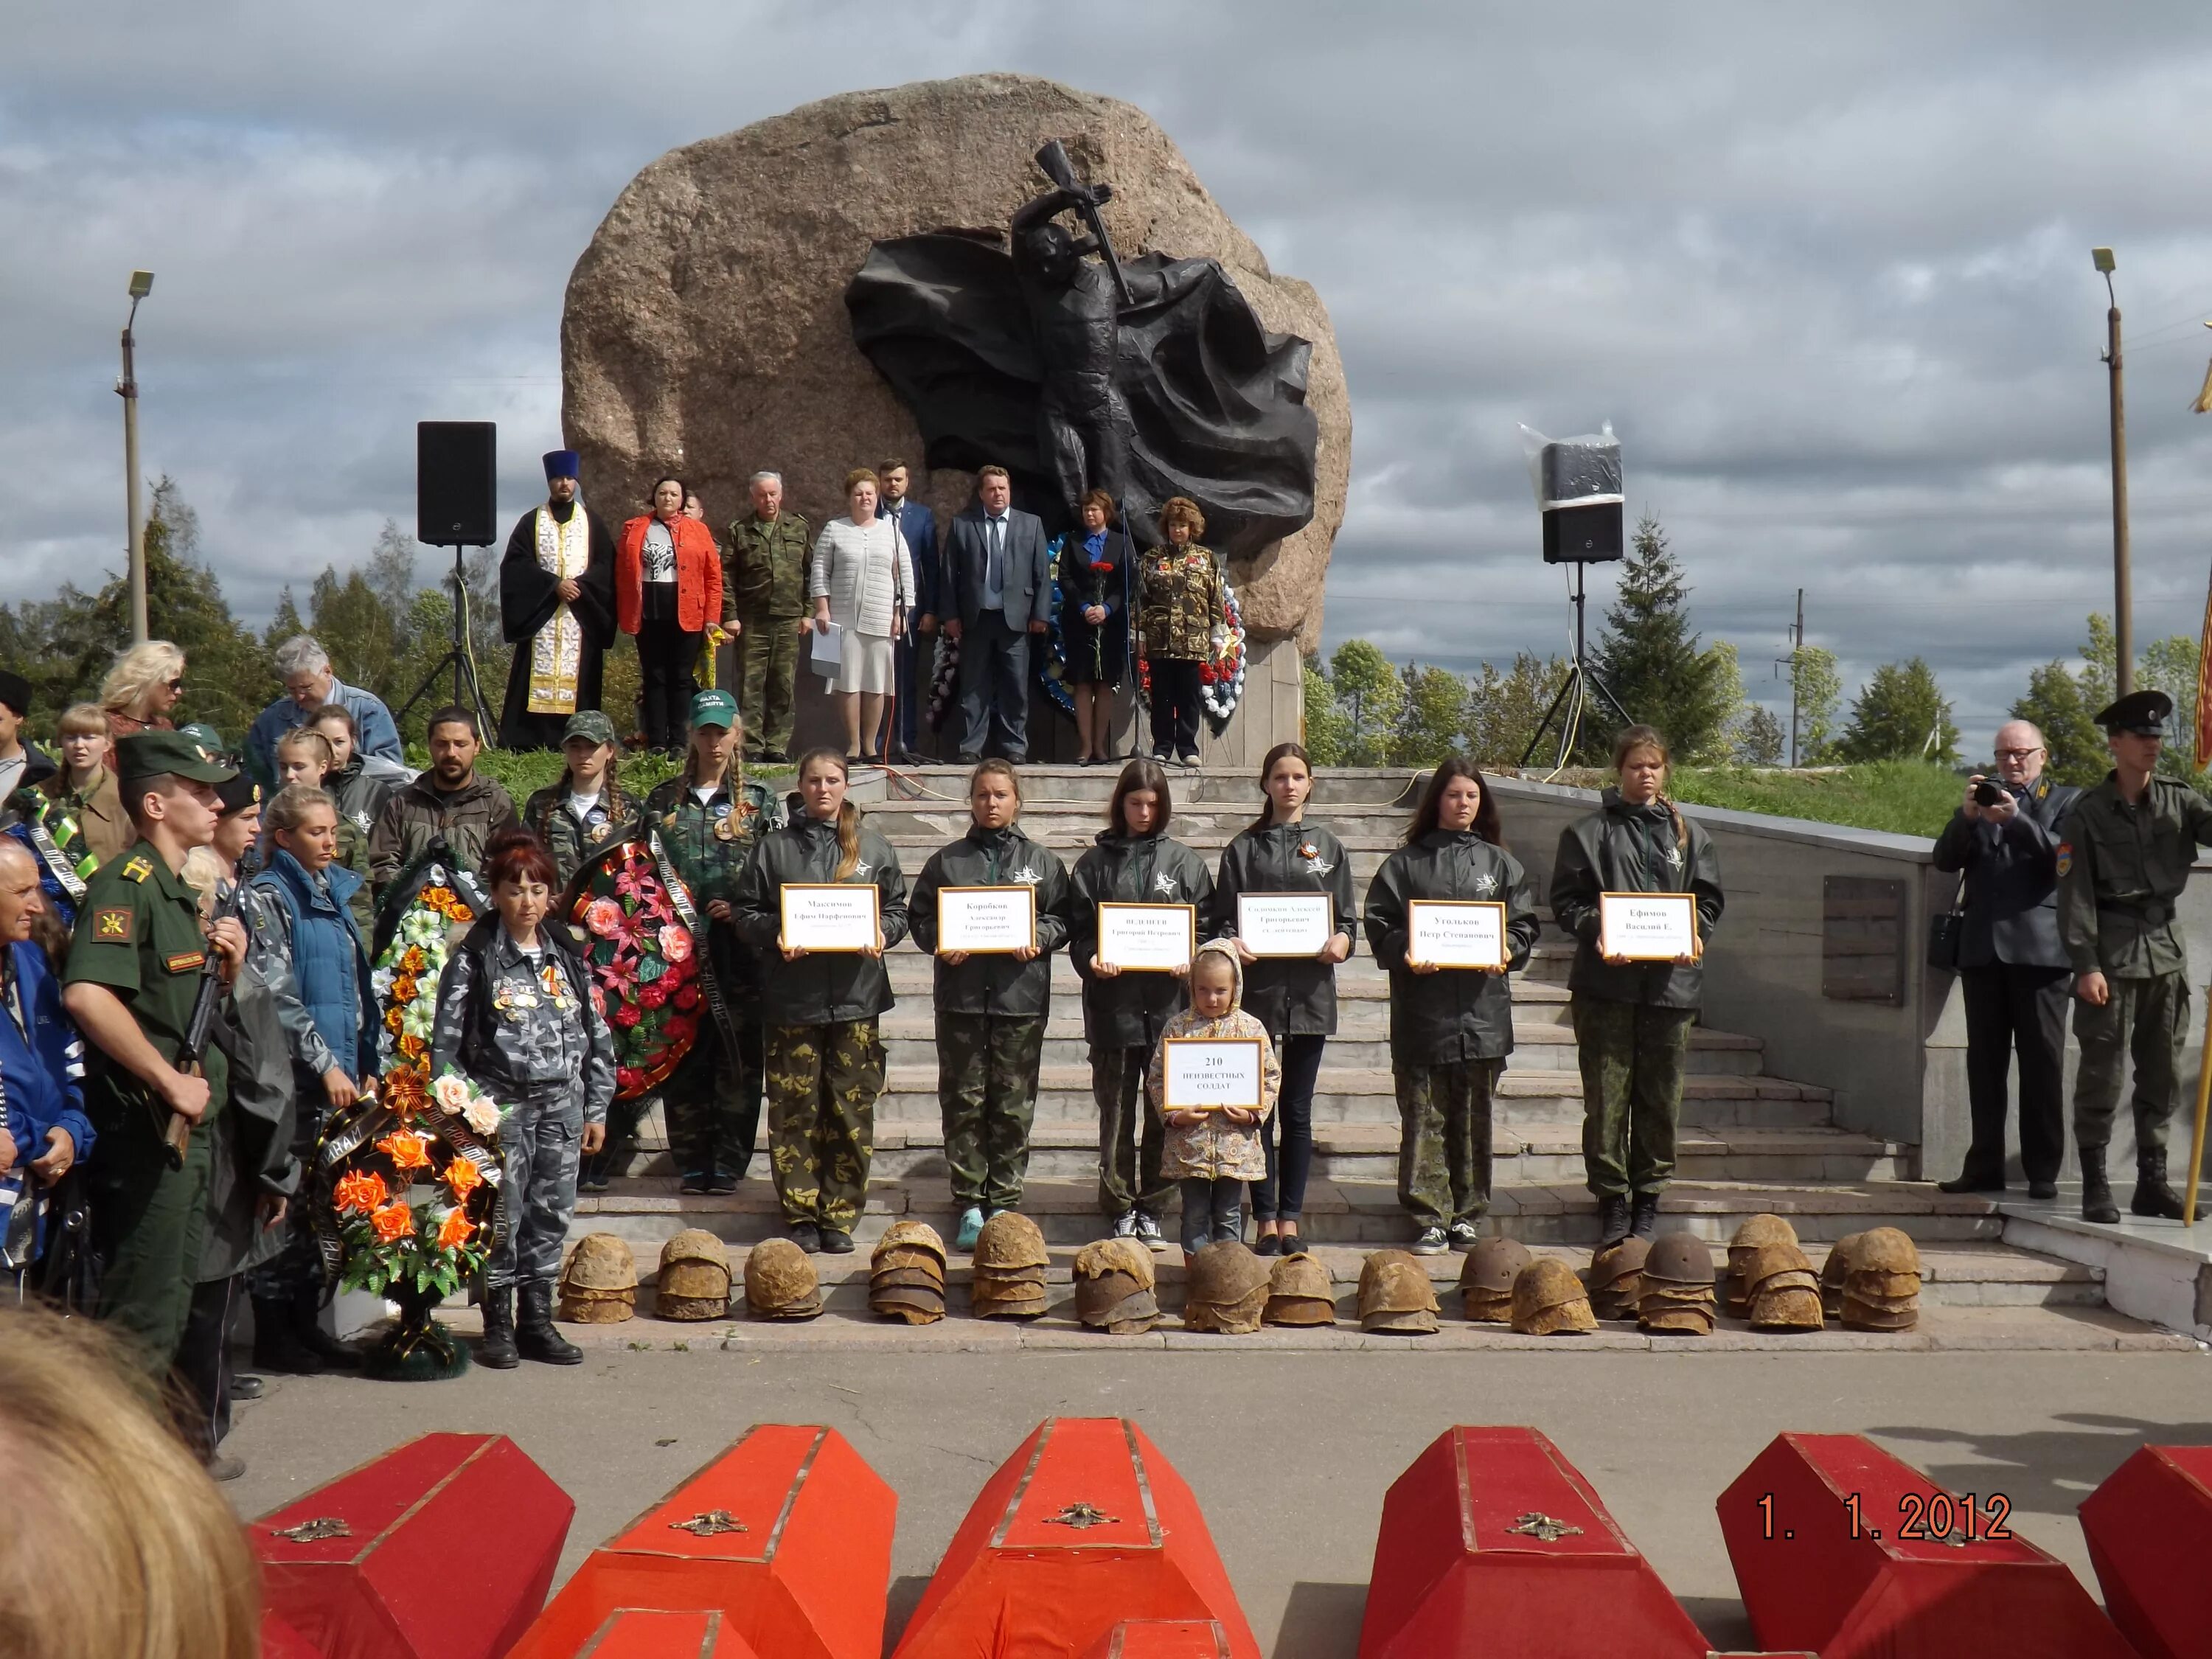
[1133,496,1227,768]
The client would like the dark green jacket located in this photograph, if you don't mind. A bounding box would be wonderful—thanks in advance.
[732,813,908,1025]
[368,773,521,891]
[1211,820,1358,1038]
[908,824,1073,1019]
[1549,791,1725,1009]
[1364,830,1540,1065]
[723,510,815,621]
[641,769,781,1006]
[2057,772,2212,978]
[1069,830,1215,1048]
[524,776,639,892]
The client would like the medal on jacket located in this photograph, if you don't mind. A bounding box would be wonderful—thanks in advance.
[715,816,737,841]
[1298,842,1317,860]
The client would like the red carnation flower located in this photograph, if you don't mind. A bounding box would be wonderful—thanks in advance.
[611,1002,642,1029]
[675,984,700,1009]
[664,1015,697,1045]
[639,981,669,1009]
[616,1066,642,1093]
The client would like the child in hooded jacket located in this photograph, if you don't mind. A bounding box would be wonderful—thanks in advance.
[1147,939,1281,1259]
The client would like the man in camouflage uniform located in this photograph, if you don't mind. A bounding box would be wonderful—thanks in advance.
[638,690,780,1194]
[2058,688,2212,1223]
[521,710,633,891]
[723,472,813,764]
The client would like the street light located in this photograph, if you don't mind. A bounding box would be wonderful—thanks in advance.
[2093,247,2130,696]
[119,270,153,644]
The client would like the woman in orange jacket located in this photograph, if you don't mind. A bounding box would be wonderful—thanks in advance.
[619,476,724,754]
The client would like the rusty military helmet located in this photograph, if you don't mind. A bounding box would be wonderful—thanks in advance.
[1750,1270,1826,1331]
[655,1229,731,1319]
[1359,1250,1440,1334]
[870,1284,946,1325]
[1850,1226,1920,1281]
[1075,1236,1156,1291]
[1511,1258,1597,1335]
[1740,1240,1815,1290]
[1590,1237,1652,1290]
[1821,1233,1864,1316]
[562,1232,638,1293]
[874,1220,947,1267]
[1185,1241,1271,1333]
[1642,1230,1718,1286]
[973,1211,1050,1271]
[1461,1236,1533,1295]
[1264,1251,1336,1326]
[743,1238,822,1319]
[1728,1213,1798,1270]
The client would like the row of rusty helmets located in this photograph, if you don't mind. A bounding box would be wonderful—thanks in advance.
[657,1229,732,1321]
[744,1238,822,1321]
[1587,1237,1651,1322]
[1725,1214,1800,1318]
[872,1221,947,1326]
[1186,1241,1272,1332]
[972,1212,1049,1320]
[1074,1237,1158,1332]
[1834,1227,1921,1331]
[1460,1237,1531,1324]
[558,1234,638,1324]
[1640,1231,1719,1335]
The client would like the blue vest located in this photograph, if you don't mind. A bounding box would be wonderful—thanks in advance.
[252,850,375,1078]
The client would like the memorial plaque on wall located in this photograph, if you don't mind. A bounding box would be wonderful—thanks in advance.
[1821,876,1907,1005]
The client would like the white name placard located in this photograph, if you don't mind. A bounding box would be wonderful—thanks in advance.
[1096,902,1195,973]
[1598,891,1700,961]
[937,885,1037,954]
[1161,1037,1267,1112]
[1236,892,1334,958]
[779,883,880,953]
[1407,900,1508,970]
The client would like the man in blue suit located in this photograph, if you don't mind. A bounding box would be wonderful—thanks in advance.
[881,459,939,763]
[940,465,1051,763]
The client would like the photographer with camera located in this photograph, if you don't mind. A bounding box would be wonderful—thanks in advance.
[1930,719,2077,1200]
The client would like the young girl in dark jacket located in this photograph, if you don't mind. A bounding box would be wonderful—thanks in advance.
[1363,757,1539,1255]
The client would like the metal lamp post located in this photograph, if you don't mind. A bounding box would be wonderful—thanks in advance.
[119,270,153,644]
[2093,247,2131,698]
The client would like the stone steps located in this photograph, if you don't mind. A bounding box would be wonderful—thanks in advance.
[862,763,1423,807]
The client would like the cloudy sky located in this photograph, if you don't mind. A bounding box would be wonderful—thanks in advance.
[9,1,2212,741]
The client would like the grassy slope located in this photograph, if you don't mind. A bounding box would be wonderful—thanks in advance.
[1666,761,1961,838]
[424,748,793,807]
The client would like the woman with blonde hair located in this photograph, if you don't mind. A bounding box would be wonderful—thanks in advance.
[809,467,914,765]
[99,639,186,739]
[0,1303,260,1659]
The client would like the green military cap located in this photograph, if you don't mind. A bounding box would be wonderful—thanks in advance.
[689,689,739,730]
[176,720,228,759]
[562,709,618,747]
[2095,688,2173,736]
[116,730,237,788]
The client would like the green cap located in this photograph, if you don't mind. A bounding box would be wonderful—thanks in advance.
[116,730,237,789]
[562,709,618,747]
[2095,688,2172,737]
[177,721,228,758]
[689,689,739,730]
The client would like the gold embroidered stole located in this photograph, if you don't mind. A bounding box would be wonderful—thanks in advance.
[526,507,590,714]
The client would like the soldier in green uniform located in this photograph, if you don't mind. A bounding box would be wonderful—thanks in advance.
[637,690,782,1194]
[724,470,813,763]
[2057,688,2212,1223]
[60,731,252,1377]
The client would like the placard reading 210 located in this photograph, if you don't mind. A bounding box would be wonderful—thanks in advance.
[1161,1037,1266,1113]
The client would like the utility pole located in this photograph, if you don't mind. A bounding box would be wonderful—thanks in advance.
[1775,588,1805,766]
[119,271,154,644]
[2095,247,2132,695]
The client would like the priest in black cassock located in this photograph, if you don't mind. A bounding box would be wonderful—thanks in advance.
[498,448,617,750]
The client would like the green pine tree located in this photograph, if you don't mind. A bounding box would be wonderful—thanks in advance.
[1837,658,1959,764]
[1588,516,1731,760]
[1463,652,1571,767]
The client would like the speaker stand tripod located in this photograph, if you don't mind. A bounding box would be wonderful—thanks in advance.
[1520,560,1634,772]
[395,543,497,739]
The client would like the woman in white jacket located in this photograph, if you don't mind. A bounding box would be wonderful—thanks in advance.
[808,467,914,764]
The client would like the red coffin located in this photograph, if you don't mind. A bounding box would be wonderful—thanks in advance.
[892,1418,1259,1659]
[262,1613,324,1659]
[251,1432,573,1659]
[555,1611,760,1658]
[1718,1432,2135,1659]
[1357,1426,1708,1659]
[2080,1444,2212,1659]
[1077,1622,1236,1659]
[511,1424,893,1659]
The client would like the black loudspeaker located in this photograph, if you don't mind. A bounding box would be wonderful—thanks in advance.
[416,421,497,546]
[1542,501,1624,564]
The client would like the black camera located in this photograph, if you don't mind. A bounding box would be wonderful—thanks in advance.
[1973,778,2009,809]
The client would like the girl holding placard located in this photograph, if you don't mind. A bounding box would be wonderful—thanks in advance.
[1363,757,1540,1255]
[908,760,1074,1252]
[1547,725,1725,1248]
[1147,941,1281,1260]
[1213,741,1357,1254]
[731,748,908,1255]
[1069,757,1216,1251]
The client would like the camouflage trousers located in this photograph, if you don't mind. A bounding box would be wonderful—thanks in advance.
[939,1013,1046,1211]
[1394,1059,1501,1230]
[2073,972,2188,1158]
[1091,1042,1171,1220]
[485,1093,584,1290]
[735,608,801,758]
[664,1016,768,1183]
[765,1020,883,1231]
[1573,998,1694,1198]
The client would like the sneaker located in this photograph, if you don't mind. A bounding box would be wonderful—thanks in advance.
[1178,751,1200,770]
[1447,1221,1481,1251]
[1410,1227,1449,1256]
[1111,1210,1140,1239]
[205,1451,246,1483]
[954,1207,985,1251]
[818,1228,856,1255]
[788,1220,823,1253]
[678,1173,712,1196]
[707,1172,739,1196]
[1133,1212,1167,1251]
[577,1156,611,1194]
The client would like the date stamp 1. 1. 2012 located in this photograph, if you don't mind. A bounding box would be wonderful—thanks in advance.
[1754,1490,2014,1545]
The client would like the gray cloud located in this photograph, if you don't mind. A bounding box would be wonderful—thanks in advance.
[10,0,2212,748]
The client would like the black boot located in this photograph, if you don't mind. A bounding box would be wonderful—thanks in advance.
[251,1293,326,1375]
[516,1282,583,1366]
[1596,1194,1632,1247]
[478,1286,519,1369]
[293,1286,362,1370]
[2131,1150,2202,1221]
[1629,1193,1660,1239]
[2079,1146,2120,1225]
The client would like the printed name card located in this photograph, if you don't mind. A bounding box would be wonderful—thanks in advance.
[1161,1037,1267,1112]
[1406,900,1508,970]
[937,886,1037,954]
[1096,903,1197,973]
[779,883,880,953]
[1235,892,1333,958]
[1598,892,1700,961]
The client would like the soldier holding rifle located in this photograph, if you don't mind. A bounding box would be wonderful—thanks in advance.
[60,731,250,1375]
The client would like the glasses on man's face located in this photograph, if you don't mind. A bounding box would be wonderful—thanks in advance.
[1994,747,2043,760]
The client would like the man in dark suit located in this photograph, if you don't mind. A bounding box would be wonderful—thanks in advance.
[941,465,1050,762]
[1930,719,2079,1199]
[882,459,939,764]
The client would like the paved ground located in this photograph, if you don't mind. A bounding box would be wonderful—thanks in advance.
[225,1344,2211,1656]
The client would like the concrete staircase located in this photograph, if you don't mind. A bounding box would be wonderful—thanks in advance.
[568,764,2072,1267]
